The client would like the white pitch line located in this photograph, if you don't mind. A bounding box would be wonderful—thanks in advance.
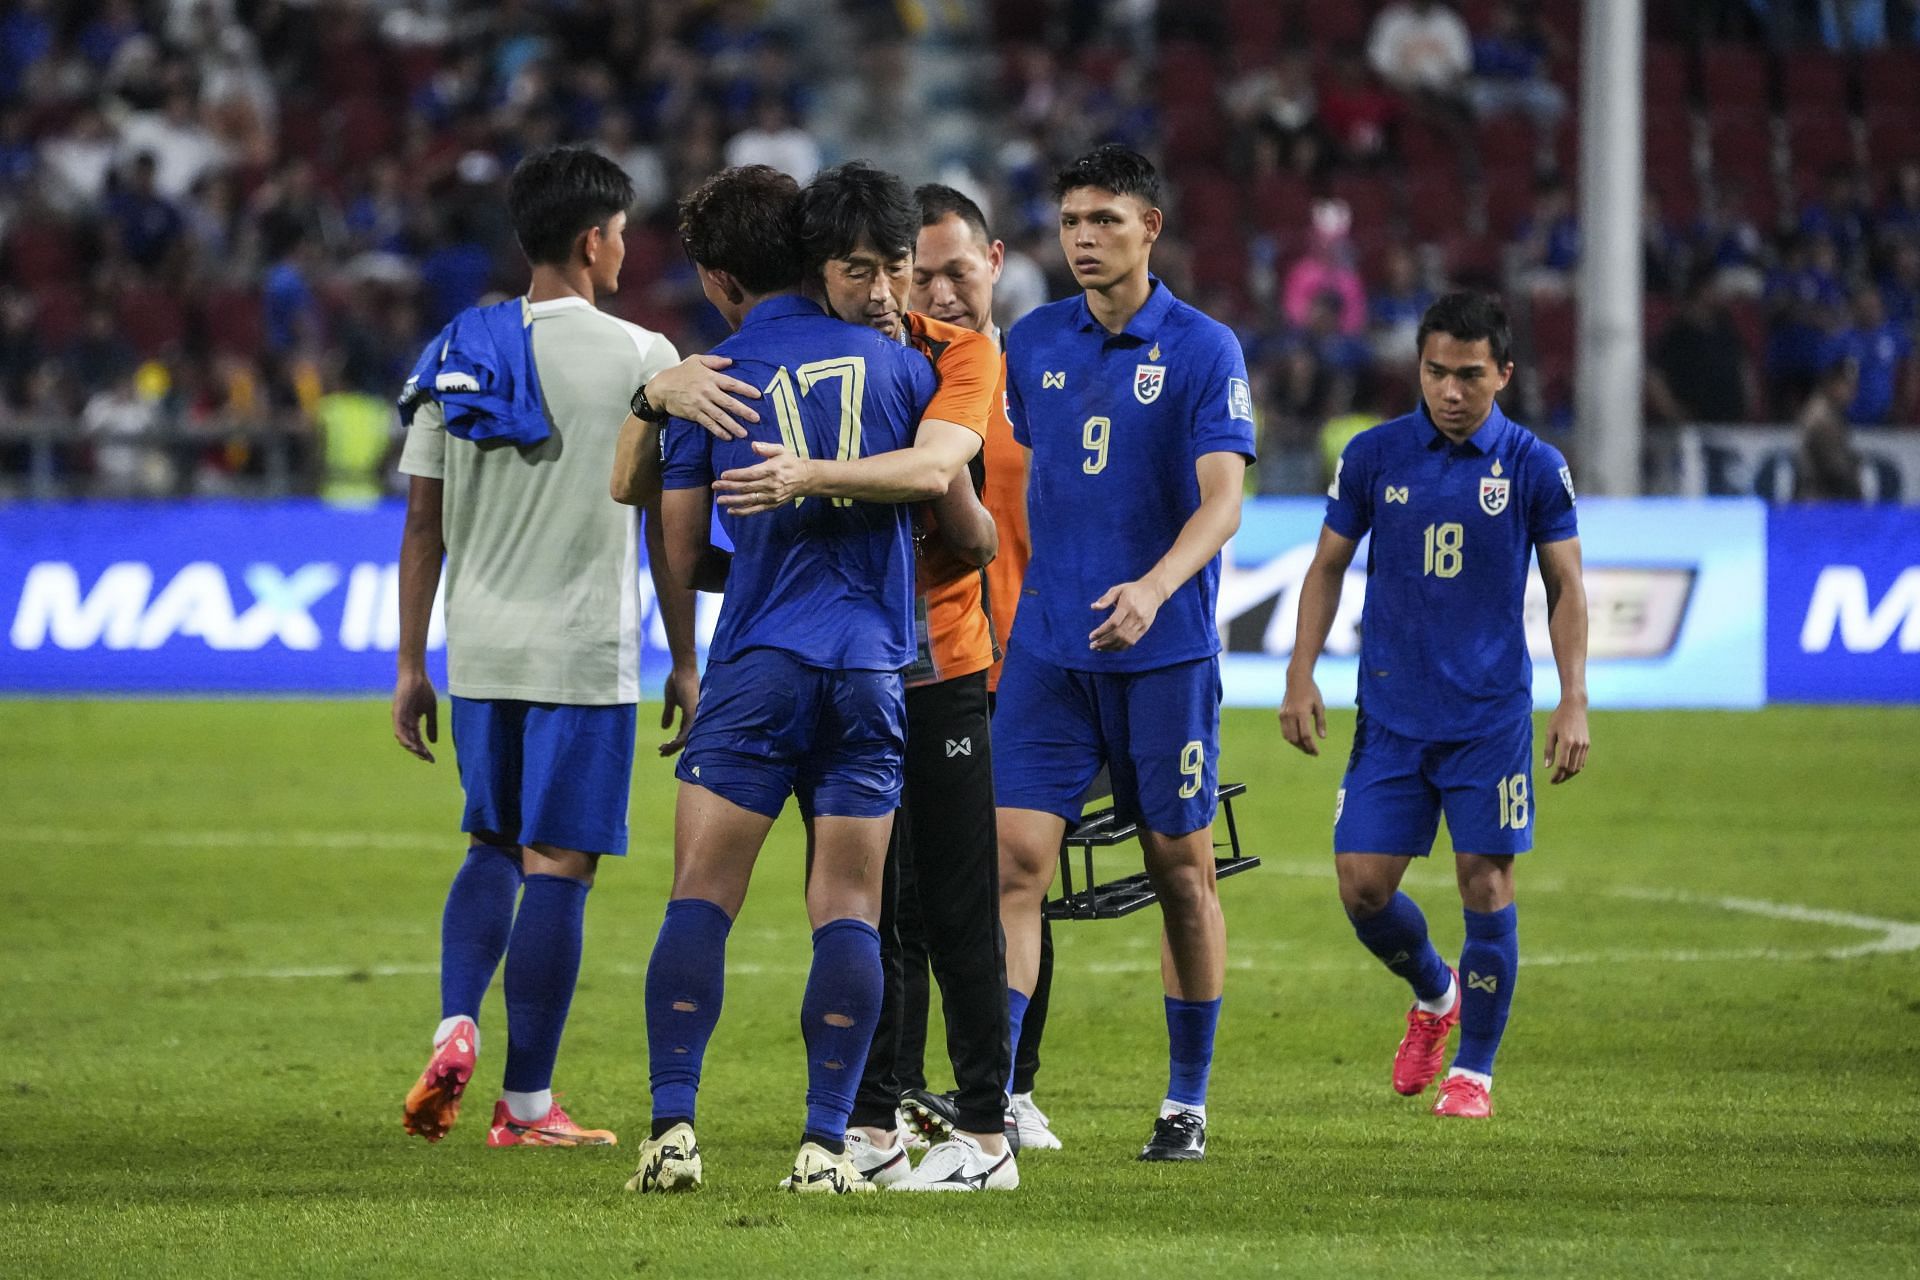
[22,827,447,852]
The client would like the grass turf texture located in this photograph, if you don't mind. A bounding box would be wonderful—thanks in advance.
[4,702,1919,1278]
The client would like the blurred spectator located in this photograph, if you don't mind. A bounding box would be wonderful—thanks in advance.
[1467,1,1568,159]
[1370,244,1437,366]
[591,111,670,220]
[1882,239,1920,331]
[1514,176,1580,293]
[1318,49,1403,167]
[81,365,169,496]
[1693,181,1767,296]
[1765,232,1849,410]
[722,96,821,182]
[0,0,54,104]
[1817,0,1892,48]
[104,152,183,272]
[65,305,139,393]
[417,208,495,333]
[0,290,42,405]
[1256,344,1332,494]
[0,106,34,192]
[78,0,145,72]
[1643,190,1690,295]
[263,237,321,353]
[1369,1,1474,106]
[1878,161,1920,245]
[1225,52,1323,178]
[994,230,1050,331]
[1282,199,1368,335]
[1648,271,1758,423]
[1303,290,1374,379]
[1799,166,1874,268]
[1794,357,1864,500]
[116,83,230,201]
[1826,285,1916,424]
[40,107,120,213]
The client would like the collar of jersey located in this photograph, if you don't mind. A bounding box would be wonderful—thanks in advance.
[740,294,826,326]
[526,295,594,316]
[1073,274,1174,344]
[1417,398,1511,455]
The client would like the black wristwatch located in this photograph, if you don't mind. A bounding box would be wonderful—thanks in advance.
[630,380,669,423]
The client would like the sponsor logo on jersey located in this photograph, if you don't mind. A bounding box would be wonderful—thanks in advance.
[1479,459,1511,516]
[1133,364,1166,405]
[1385,486,1409,504]
[1559,464,1576,504]
[1227,377,1253,422]
[1042,371,1066,389]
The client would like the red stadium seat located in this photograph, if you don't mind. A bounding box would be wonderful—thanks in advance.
[1530,294,1575,368]
[1157,43,1219,109]
[3,217,79,289]
[1478,114,1536,166]
[1299,3,1370,50]
[116,284,187,358]
[1859,48,1920,113]
[1225,0,1286,54]
[1644,42,1691,107]
[1176,169,1245,237]
[1250,173,1315,239]
[1866,109,1920,166]
[203,287,265,359]
[1407,170,1466,242]
[1708,107,1778,189]
[1328,173,1394,236]
[1187,229,1251,305]
[30,282,85,348]
[1781,51,1850,112]
[331,95,399,171]
[1439,234,1502,288]
[1701,43,1771,115]
[1162,104,1228,169]
[1785,108,1859,183]
[1484,163,1541,241]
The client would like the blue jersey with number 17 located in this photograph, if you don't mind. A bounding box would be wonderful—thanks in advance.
[660,294,936,672]
[1325,400,1578,742]
[1004,278,1256,673]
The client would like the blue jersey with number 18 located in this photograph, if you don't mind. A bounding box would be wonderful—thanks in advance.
[660,294,936,672]
[1004,277,1256,673]
[1325,399,1578,742]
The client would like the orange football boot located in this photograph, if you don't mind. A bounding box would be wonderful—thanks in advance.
[1433,1074,1494,1119]
[1391,968,1460,1096]
[484,1099,617,1147]
[401,1017,478,1143]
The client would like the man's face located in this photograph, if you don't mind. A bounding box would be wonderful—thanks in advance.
[911,213,1002,334]
[1418,332,1512,435]
[1058,187,1158,292]
[822,237,912,337]
[588,210,628,295]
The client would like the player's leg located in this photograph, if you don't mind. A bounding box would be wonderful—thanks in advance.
[993,650,1103,1085]
[1432,717,1532,1119]
[488,700,637,1147]
[782,666,907,1194]
[1006,919,1062,1150]
[404,696,524,1142]
[892,671,1018,1191]
[630,652,798,1191]
[1119,658,1225,1161]
[1333,713,1456,1097]
[844,811,915,1186]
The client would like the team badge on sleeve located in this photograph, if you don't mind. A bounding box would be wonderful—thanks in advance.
[1479,458,1511,516]
[1560,464,1577,503]
[1227,377,1253,421]
[1134,363,1166,405]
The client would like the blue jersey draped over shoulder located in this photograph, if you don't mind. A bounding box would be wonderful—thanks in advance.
[1325,400,1578,741]
[661,295,936,671]
[1004,278,1256,673]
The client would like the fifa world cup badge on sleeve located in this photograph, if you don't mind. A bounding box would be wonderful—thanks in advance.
[1479,459,1511,516]
[1228,377,1253,422]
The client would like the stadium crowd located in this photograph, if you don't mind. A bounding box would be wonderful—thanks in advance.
[1,0,1918,499]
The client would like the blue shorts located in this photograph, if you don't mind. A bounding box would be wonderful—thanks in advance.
[675,648,906,820]
[450,697,637,856]
[1333,711,1535,857]
[992,651,1221,837]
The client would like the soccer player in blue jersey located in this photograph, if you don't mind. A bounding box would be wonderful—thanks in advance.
[994,144,1256,1162]
[620,165,985,1195]
[1279,291,1591,1120]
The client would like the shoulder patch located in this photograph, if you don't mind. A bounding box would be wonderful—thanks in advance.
[1559,464,1576,504]
[1227,377,1253,422]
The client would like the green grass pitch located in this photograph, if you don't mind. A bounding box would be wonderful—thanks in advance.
[4,701,1918,1278]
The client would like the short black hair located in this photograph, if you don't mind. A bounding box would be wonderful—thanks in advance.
[677,164,802,294]
[1416,291,1514,367]
[506,146,636,266]
[1052,144,1161,207]
[795,161,918,281]
[915,182,991,240]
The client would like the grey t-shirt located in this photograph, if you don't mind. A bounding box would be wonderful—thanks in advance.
[399,296,678,704]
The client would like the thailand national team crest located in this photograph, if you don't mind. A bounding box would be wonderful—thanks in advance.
[1479,458,1511,516]
[1133,363,1166,405]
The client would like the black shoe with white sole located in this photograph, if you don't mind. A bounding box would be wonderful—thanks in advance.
[1138,1110,1207,1162]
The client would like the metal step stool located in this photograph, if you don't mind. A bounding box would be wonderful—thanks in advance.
[1043,782,1260,921]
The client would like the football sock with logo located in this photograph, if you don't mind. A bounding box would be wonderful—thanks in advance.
[645,897,733,1127]
[1350,892,1452,1004]
[1454,904,1519,1077]
[439,845,523,1022]
[800,918,883,1152]
[500,874,590,1097]
[1004,988,1031,1094]
[1164,995,1222,1107]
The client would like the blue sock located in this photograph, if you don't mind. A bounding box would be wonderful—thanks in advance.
[645,898,732,1125]
[1165,996,1222,1106]
[1454,905,1519,1076]
[500,874,590,1094]
[1350,892,1452,1003]
[800,918,883,1148]
[1005,989,1031,1094]
[439,845,523,1020]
